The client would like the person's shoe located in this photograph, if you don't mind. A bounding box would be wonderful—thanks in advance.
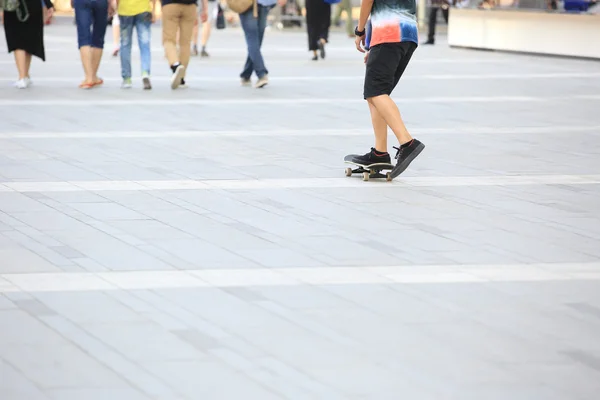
[311,54,318,61]
[170,63,185,89]
[241,77,251,87]
[318,40,326,59]
[121,78,133,89]
[112,48,119,56]
[351,148,391,166]
[255,75,268,88]
[142,72,152,90]
[14,79,29,89]
[423,40,434,45]
[179,78,188,89]
[24,76,32,86]
[201,49,209,58]
[192,45,198,56]
[390,139,425,179]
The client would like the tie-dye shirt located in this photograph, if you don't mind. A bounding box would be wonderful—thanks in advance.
[365,0,419,49]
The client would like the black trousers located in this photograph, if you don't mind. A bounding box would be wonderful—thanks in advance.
[305,0,331,51]
[427,6,449,43]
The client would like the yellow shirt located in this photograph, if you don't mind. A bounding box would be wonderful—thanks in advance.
[118,0,152,16]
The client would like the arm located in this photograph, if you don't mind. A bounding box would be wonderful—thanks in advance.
[354,0,374,53]
[357,0,373,33]
[109,0,117,16]
[43,0,54,22]
[200,0,209,22]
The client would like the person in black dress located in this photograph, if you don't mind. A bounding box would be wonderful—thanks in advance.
[305,0,331,61]
[3,0,54,88]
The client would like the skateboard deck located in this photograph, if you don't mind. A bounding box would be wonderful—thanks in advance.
[343,154,394,181]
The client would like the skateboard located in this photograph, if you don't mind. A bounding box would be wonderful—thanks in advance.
[343,154,394,182]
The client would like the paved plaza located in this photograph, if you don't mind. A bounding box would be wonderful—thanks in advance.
[1,18,600,399]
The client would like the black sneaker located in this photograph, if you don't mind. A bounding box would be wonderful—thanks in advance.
[318,40,326,59]
[390,139,425,179]
[352,148,391,166]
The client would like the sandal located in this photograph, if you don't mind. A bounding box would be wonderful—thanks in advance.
[93,78,104,86]
[79,81,94,89]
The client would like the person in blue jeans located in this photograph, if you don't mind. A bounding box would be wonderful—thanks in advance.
[238,0,285,89]
[117,0,156,89]
[72,0,113,88]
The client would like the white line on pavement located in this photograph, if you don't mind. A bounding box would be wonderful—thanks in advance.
[0,125,599,138]
[0,175,599,193]
[0,95,587,107]
[1,263,599,293]
[2,72,599,82]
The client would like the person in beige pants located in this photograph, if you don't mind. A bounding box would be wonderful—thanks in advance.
[161,0,207,89]
[332,0,353,38]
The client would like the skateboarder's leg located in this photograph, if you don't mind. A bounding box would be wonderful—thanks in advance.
[368,100,388,152]
[368,95,411,146]
[360,42,424,178]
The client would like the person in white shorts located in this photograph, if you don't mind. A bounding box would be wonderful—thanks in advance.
[192,0,218,57]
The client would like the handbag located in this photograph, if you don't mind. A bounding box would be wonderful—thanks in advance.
[216,3,225,29]
[0,0,30,21]
[1,0,20,11]
[226,0,257,16]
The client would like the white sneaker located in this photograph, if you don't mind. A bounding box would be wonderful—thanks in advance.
[25,77,32,86]
[121,78,132,89]
[170,64,185,89]
[14,79,28,89]
[241,78,251,87]
[255,75,268,89]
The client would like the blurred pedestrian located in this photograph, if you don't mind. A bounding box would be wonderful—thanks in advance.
[3,0,54,88]
[161,0,207,89]
[306,0,331,60]
[73,0,113,88]
[424,0,452,45]
[332,0,353,38]
[238,0,286,88]
[117,0,157,89]
[192,0,218,56]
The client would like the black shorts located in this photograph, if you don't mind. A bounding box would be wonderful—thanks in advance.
[363,41,417,99]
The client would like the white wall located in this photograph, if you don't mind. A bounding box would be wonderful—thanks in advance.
[448,8,600,59]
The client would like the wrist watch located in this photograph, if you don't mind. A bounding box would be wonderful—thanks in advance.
[355,26,365,37]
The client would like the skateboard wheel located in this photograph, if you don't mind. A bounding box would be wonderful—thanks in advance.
[345,167,352,177]
[386,172,392,182]
[362,172,370,181]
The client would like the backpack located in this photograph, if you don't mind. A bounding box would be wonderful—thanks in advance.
[226,0,257,16]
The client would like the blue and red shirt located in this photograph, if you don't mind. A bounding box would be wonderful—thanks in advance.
[366,0,419,49]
